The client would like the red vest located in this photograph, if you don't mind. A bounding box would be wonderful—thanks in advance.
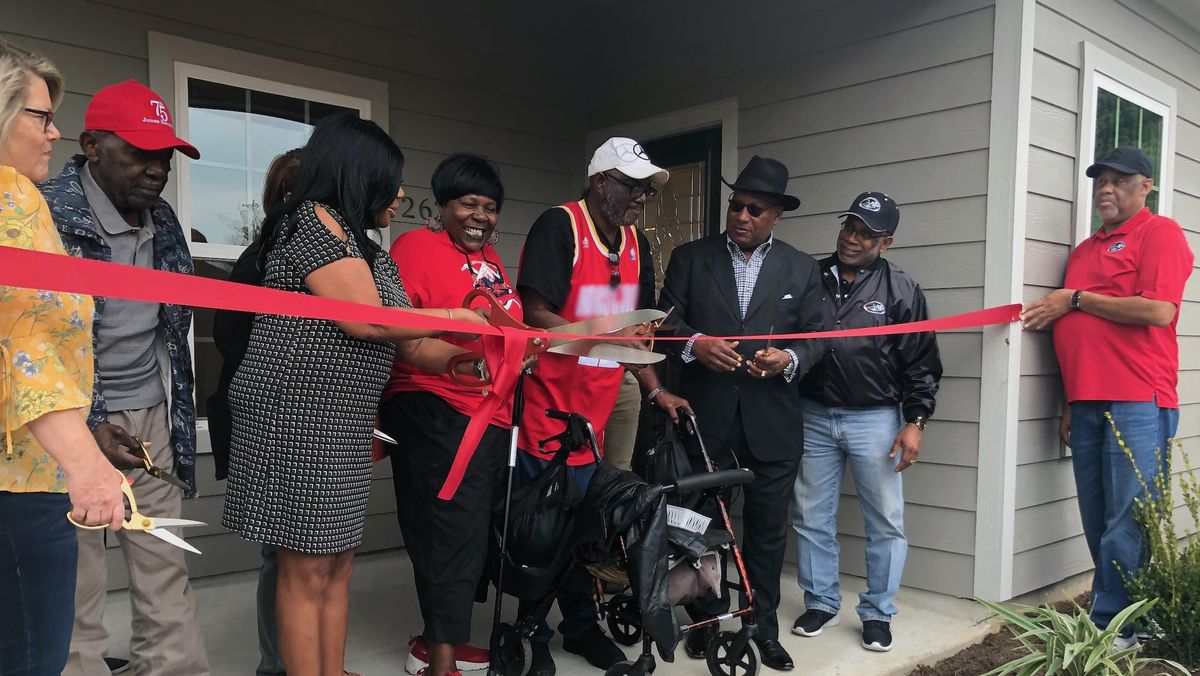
[520,200,642,464]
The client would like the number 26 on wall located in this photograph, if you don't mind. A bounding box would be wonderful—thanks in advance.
[397,197,433,221]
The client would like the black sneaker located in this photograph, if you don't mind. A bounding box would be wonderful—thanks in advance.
[685,624,717,658]
[562,625,625,670]
[105,657,131,674]
[529,641,555,676]
[861,620,893,652]
[792,609,839,637]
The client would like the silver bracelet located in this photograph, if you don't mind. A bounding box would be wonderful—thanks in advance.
[647,386,666,403]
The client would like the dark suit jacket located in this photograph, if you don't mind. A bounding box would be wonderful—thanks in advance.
[658,233,824,461]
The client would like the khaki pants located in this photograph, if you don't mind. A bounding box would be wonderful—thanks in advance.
[603,371,642,471]
[64,402,209,676]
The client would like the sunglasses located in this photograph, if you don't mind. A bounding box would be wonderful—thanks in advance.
[23,107,54,132]
[728,199,772,218]
[605,172,658,200]
[607,252,621,288]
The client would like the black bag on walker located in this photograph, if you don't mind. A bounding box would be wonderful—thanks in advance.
[490,446,582,600]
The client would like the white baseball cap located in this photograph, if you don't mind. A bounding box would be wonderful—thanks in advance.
[587,137,669,186]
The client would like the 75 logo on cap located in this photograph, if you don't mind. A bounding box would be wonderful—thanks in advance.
[149,99,170,124]
[859,197,881,212]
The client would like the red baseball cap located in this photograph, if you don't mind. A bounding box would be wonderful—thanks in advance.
[84,80,200,160]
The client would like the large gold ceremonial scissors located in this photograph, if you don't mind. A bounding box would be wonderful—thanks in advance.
[446,289,666,385]
[68,480,206,554]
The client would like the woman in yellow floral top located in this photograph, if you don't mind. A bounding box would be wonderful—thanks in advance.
[0,40,125,675]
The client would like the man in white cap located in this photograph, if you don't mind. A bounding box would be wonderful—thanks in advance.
[513,138,689,675]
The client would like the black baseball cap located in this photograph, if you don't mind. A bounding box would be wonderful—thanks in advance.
[1086,146,1154,179]
[838,191,900,235]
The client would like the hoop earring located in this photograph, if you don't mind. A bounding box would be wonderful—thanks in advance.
[425,213,444,233]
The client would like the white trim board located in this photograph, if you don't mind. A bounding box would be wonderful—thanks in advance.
[974,0,1035,601]
[1073,42,1177,244]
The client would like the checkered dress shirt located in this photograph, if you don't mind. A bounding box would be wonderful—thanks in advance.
[680,235,797,381]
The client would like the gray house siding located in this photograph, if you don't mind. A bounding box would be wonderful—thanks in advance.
[1012,0,1200,596]
[3,0,579,587]
[584,0,996,597]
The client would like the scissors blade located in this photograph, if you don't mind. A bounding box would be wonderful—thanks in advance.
[151,517,207,528]
[547,341,665,364]
[147,467,191,491]
[550,309,666,337]
[373,429,398,445]
[147,528,202,554]
[766,324,775,351]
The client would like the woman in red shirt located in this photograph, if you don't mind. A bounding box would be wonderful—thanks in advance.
[381,154,522,676]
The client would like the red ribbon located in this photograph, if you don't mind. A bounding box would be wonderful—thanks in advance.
[1,247,1022,498]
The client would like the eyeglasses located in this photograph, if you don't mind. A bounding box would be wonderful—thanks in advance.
[604,172,657,200]
[23,107,54,132]
[840,221,889,240]
[607,252,621,288]
[728,199,771,218]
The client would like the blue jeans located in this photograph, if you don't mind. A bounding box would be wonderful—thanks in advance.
[791,400,906,623]
[1069,400,1178,629]
[514,453,598,644]
[0,492,78,675]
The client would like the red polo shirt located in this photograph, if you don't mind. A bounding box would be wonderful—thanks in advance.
[1053,208,1194,408]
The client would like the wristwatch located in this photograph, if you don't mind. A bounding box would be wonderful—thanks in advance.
[907,416,928,431]
[647,386,666,404]
[1069,289,1083,310]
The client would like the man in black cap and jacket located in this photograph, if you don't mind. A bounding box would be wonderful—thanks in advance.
[789,192,941,654]
[657,155,824,671]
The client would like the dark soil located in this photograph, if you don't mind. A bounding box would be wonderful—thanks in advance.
[907,593,1198,675]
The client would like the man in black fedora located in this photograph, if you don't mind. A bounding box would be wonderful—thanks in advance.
[657,155,824,670]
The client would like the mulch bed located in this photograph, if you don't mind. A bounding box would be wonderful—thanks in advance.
[908,593,1198,675]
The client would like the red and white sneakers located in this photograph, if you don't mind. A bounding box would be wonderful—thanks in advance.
[406,636,489,675]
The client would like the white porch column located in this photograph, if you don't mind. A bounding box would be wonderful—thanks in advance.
[974,0,1035,601]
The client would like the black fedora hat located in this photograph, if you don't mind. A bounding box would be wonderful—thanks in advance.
[722,155,801,211]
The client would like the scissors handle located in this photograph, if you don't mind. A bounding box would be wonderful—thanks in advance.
[444,289,547,386]
[67,479,143,530]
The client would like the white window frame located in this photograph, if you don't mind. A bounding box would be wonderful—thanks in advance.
[172,63,373,260]
[1074,42,1177,244]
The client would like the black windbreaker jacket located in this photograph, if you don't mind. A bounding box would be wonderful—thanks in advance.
[799,255,942,421]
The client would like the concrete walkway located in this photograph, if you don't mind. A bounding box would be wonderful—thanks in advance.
[99,550,997,675]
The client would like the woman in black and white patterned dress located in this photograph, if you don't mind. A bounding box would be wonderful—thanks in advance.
[223,113,488,676]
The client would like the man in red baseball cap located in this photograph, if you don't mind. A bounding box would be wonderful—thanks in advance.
[40,80,209,676]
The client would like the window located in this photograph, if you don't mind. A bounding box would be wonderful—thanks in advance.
[1075,44,1176,243]
[174,63,372,260]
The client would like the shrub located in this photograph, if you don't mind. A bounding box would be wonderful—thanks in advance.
[976,598,1188,675]
[1108,412,1200,667]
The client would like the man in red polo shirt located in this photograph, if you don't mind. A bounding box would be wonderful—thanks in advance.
[1022,146,1193,647]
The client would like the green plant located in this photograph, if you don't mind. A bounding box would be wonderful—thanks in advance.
[975,598,1188,675]
[1109,412,1200,667]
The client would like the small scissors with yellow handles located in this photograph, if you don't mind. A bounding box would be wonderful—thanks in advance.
[68,479,206,554]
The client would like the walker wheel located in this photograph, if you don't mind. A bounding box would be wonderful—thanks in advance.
[606,594,643,647]
[490,623,531,676]
[705,630,758,676]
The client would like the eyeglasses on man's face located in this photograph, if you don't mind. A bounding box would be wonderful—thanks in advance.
[840,221,889,241]
[728,198,773,218]
[604,172,657,200]
[23,107,54,132]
